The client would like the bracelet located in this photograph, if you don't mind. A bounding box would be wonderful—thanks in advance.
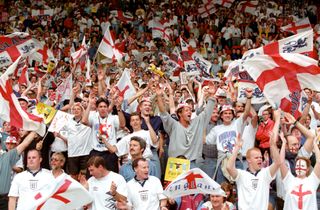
[293,120,298,126]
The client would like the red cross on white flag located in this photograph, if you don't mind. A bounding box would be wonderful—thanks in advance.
[214,0,235,8]
[30,174,93,210]
[0,32,40,68]
[164,168,224,198]
[237,1,258,15]
[98,26,124,63]
[281,18,312,34]
[243,53,320,118]
[71,36,88,65]
[0,57,45,135]
[198,1,217,18]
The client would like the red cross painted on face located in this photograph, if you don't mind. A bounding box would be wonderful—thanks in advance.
[35,179,72,209]
[290,184,312,209]
[295,159,308,176]
[184,172,203,189]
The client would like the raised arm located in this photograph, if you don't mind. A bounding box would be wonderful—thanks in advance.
[250,106,258,128]
[115,96,126,129]
[165,82,176,115]
[242,88,253,121]
[156,86,166,113]
[313,137,320,179]
[226,134,242,180]
[268,109,282,177]
[143,115,158,146]
[127,85,149,105]
[16,131,38,155]
[299,93,313,124]
[82,94,95,126]
[97,68,107,98]
[284,112,315,154]
[279,132,289,179]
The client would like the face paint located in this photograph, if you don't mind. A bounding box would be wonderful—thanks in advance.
[295,159,307,177]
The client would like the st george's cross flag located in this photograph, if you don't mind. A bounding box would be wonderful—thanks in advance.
[237,1,258,15]
[281,18,312,34]
[0,57,45,135]
[98,26,124,63]
[198,1,217,18]
[71,36,88,65]
[213,0,235,8]
[28,174,92,210]
[109,10,133,24]
[164,168,225,198]
[0,32,40,68]
[242,53,320,118]
[243,29,314,58]
[180,37,212,76]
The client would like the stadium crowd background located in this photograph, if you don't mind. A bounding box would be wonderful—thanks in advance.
[0,0,320,209]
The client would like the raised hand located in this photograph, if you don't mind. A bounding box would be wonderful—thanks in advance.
[245,88,253,98]
[283,112,296,124]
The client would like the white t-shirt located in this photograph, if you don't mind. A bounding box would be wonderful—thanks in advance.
[115,130,157,159]
[51,129,68,152]
[8,169,55,210]
[89,112,120,152]
[127,176,166,210]
[235,167,275,210]
[283,171,320,210]
[241,120,257,156]
[206,116,245,153]
[88,171,128,210]
[64,119,92,157]
[276,146,312,199]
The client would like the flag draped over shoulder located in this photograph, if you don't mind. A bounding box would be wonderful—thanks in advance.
[0,57,45,135]
[164,168,225,198]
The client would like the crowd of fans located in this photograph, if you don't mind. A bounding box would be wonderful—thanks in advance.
[1,0,320,209]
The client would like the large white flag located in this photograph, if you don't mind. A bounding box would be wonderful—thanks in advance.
[243,53,320,118]
[0,57,45,135]
[71,36,88,65]
[0,32,40,67]
[98,26,123,62]
[281,18,312,34]
[29,174,93,210]
[164,168,225,198]
[116,69,138,113]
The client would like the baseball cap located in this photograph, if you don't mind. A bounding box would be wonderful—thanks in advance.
[219,104,235,114]
[176,102,192,112]
[18,96,29,103]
